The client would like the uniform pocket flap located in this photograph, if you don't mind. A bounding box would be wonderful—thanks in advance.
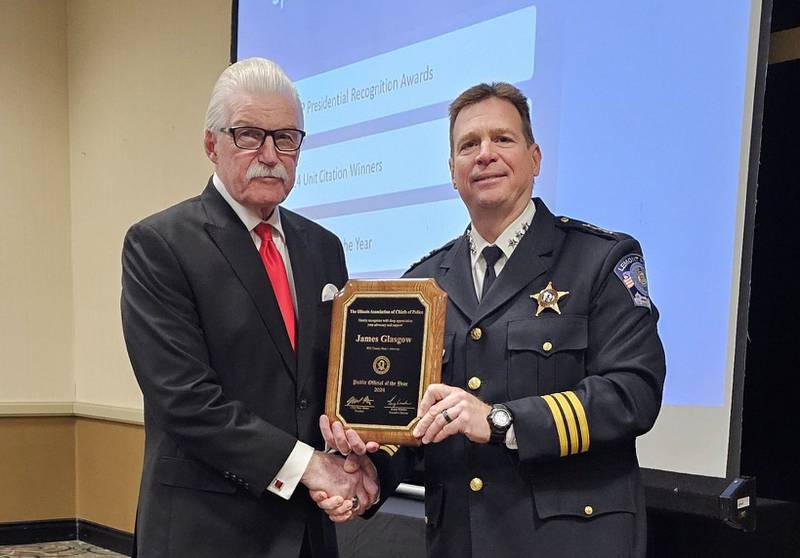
[155,456,237,494]
[507,316,588,356]
[534,466,636,520]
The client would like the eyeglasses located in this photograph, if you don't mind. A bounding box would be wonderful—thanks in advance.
[219,126,306,152]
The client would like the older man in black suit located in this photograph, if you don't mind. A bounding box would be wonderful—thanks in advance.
[122,57,377,558]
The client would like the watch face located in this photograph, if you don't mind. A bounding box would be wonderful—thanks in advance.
[493,409,511,428]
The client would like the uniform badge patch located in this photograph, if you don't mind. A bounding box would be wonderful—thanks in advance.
[614,254,651,310]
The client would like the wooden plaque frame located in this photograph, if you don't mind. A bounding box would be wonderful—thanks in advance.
[325,279,447,446]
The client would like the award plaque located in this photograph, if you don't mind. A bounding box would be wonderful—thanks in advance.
[325,279,447,446]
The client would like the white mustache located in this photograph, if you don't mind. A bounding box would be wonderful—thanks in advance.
[246,162,289,182]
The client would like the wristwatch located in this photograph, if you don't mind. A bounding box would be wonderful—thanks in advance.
[487,403,513,444]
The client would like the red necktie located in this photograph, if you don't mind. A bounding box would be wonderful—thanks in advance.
[254,223,296,350]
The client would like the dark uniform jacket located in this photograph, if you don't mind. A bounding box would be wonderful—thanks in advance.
[121,179,348,558]
[372,198,665,558]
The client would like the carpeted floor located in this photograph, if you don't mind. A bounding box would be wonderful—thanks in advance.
[0,541,125,557]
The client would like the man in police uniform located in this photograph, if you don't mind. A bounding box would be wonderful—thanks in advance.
[317,82,665,558]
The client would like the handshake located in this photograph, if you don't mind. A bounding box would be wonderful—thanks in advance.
[300,383,493,523]
[299,415,381,523]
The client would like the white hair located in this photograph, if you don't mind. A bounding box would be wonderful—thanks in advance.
[204,57,304,132]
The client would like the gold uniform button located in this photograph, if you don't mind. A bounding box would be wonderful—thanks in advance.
[584,505,594,516]
[470,478,484,492]
[560,217,570,223]
[542,341,553,352]
[470,327,482,341]
[468,377,482,390]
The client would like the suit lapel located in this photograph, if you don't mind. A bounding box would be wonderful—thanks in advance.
[435,234,479,322]
[473,199,556,325]
[281,212,316,394]
[200,181,298,379]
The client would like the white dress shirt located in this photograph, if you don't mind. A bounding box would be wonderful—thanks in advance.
[469,199,536,300]
[468,199,536,449]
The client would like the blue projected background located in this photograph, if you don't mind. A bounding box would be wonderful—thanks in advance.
[238,1,760,477]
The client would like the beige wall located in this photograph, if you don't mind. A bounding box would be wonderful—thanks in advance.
[0,0,226,533]
[68,0,230,409]
[0,0,229,410]
[0,0,74,403]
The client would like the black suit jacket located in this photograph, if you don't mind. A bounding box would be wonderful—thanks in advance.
[372,199,665,558]
[121,179,348,558]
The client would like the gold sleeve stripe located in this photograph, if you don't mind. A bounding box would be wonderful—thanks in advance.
[559,394,584,453]
[379,444,398,456]
[552,392,579,456]
[541,394,569,457]
[563,391,590,453]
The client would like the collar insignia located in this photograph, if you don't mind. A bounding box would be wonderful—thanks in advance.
[531,282,569,316]
[467,222,530,254]
[507,222,530,248]
[465,228,477,255]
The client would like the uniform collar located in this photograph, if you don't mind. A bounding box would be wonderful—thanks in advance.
[468,199,536,263]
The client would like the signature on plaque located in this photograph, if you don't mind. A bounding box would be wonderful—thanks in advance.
[345,395,375,413]
[385,394,415,415]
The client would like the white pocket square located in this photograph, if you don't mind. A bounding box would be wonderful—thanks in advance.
[321,283,340,302]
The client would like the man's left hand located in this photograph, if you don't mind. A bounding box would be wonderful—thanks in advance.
[412,384,492,444]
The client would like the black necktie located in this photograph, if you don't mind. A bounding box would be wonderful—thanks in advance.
[481,245,503,300]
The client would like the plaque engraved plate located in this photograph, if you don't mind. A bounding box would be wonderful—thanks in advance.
[325,279,447,446]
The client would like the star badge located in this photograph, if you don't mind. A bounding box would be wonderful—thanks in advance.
[531,282,570,316]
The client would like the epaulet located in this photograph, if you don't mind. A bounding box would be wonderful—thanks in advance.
[406,237,460,272]
[554,215,618,240]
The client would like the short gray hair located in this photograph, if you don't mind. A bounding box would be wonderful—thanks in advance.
[204,57,304,132]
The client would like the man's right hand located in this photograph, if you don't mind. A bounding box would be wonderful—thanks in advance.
[300,451,378,522]
[310,416,382,522]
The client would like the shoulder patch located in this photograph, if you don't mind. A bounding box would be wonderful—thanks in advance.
[613,254,651,310]
[406,237,459,272]
[556,216,618,239]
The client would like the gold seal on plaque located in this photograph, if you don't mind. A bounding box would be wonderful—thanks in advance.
[373,355,391,375]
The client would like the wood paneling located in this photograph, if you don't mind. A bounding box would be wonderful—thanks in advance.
[75,419,144,532]
[0,418,76,522]
[0,417,144,533]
